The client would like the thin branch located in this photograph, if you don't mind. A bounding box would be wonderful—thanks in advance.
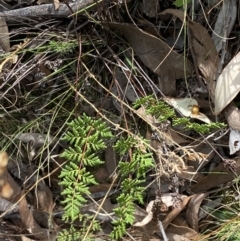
[0,0,111,22]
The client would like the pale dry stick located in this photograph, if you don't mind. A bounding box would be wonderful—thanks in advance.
[159,220,168,241]
[207,0,224,13]
[182,2,192,98]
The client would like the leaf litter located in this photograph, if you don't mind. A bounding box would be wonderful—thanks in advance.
[0,0,240,240]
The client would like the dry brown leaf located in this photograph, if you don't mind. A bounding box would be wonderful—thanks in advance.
[0,152,48,239]
[92,165,110,183]
[111,68,138,112]
[223,102,240,131]
[162,195,192,229]
[166,223,199,240]
[169,129,189,145]
[191,158,240,193]
[133,211,153,227]
[186,193,208,232]
[136,18,161,38]
[19,196,48,239]
[161,9,219,100]
[34,181,54,214]
[106,22,193,96]
[141,0,160,18]
[104,146,117,177]
[136,106,156,124]
[21,235,35,241]
[165,233,190,241]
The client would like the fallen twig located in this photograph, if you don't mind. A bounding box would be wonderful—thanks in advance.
[0,0,111,22]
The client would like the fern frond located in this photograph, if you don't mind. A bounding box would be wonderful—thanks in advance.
[59,114,112,234]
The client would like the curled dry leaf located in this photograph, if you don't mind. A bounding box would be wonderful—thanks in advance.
[106,22,193,96]
[215,51,240,115]
[162,195,192,229]
[133,210,153,227]
[186,193,208,232]
[133,200,153,227]
[166,223,199,241]
[134,194,187,228]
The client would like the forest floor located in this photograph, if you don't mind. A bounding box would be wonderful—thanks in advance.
[1,0,240,240]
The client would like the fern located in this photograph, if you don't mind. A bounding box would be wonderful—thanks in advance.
[134,95,225,134]
[58,114,113,239]
[110,137,154,240]
[58,114,154,240]
[57,216,101,241]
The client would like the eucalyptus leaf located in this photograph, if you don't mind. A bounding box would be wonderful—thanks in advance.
[215,52,240,115]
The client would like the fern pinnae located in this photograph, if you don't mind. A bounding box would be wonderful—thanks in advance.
[58,114,113,239]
